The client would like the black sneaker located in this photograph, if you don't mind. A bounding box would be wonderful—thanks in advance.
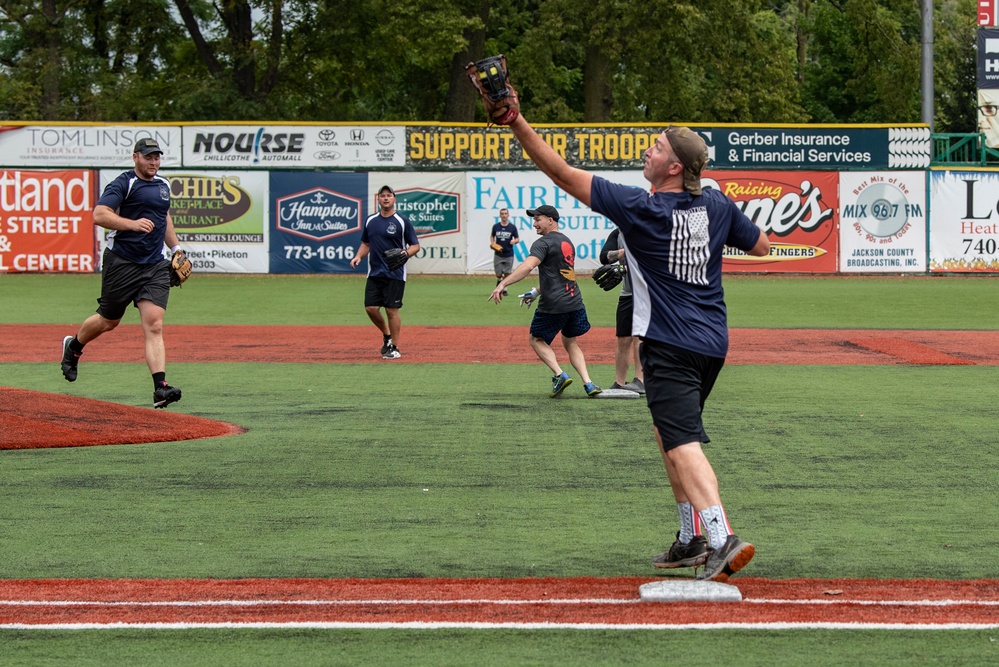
[153,383,182,409]
[61,336,80,382]
[695,534,755,582]
[652,532,710,569]
[382,344,401,359]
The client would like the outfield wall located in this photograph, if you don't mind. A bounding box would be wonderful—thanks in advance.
[0,122,997,274]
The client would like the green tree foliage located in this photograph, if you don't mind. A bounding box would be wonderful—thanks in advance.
[0,0,982,131]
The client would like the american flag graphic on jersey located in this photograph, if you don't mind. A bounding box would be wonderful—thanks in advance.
[668,206,710,286]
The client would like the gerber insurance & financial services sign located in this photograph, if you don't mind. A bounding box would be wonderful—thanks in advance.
[182,125,405,168]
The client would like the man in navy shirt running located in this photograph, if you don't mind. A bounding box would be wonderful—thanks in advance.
[60,138,184,409]
[480,97,770,581]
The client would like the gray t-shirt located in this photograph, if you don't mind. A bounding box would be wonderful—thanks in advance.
[529,231,584,314]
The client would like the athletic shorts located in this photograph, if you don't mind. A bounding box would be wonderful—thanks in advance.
[364,276,406,308]
[615,294,634,338]
[493,255,514,276]
[639,339,725,452]
[97,248,171,321]
[530,307,591,345]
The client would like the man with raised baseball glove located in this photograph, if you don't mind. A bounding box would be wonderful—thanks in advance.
[349,185,421,359]
[489,208,520,296]
[60,138,184,409]
[470,55,770,582]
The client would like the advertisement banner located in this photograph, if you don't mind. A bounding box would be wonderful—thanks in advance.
[0,170,96,273]
[99,170,269,273]
[269,172,367,273]
[0,126,181,168]
[979,28,999,88]
[373,173,465,274]
[982,0,999,26]
[183,125,405,169]
[465,170,649,275]
[166,171,268,273]
[838,172,926,272]
[408,125,929,171]
[717,171,839,273]
[929,170,999,272]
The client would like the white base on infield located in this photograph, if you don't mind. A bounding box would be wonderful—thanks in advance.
[594,388,641,399]
[638,580,743,602]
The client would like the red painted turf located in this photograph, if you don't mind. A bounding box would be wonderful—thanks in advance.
[1,578,997,626]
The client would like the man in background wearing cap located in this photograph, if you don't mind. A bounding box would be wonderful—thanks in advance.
[60,137,185,409]
[489,207,520,295]
[490,105,770,581]
[488,205,602,399]
[350,184,421,359]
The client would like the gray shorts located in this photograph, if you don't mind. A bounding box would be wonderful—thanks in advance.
[493,255,514,276]
[97,249,171,321]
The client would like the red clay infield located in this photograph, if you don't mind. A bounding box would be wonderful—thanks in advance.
[2,324,997,366]
[1,577,997,628]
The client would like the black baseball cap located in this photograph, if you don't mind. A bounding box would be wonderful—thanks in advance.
[134,138,163,156]
[526,205,559,221]
[378,185,395,195]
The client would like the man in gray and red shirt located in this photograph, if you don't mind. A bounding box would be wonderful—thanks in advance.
[488,205,601,399]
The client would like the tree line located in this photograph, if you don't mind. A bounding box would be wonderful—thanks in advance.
[0,0,979,133]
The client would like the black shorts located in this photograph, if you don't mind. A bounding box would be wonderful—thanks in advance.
[364,276,406,308]
[615,294,634,338]
[640,339,725,452]
[97,248,171,321]
[530,307,591,345]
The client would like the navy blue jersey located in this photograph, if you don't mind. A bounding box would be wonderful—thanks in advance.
[97,171,172,264]
[361,212,420,279]
[590,176,762,358]
[490,222,519,257]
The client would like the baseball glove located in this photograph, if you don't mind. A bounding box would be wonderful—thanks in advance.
[593,263,625,291]
[170,249,193,287]
[383,247,410,271]
[490,242,503,254]
[465,55,520,126]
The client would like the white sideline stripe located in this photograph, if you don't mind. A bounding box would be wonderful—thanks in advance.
[1,597,997,607]
[1,621,998,631]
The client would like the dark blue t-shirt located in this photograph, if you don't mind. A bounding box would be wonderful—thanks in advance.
[590,176,762,358]
[97,171,172,265]
[361,212,420,279]
[490,222,519,257]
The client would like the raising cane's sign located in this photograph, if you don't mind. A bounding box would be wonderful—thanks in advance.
[712,170,839,273]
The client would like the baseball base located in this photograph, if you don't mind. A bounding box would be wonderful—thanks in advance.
[638,579,742,602]
[594,388,641,399]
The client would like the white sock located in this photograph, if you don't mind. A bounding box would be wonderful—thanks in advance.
[698,505,732,550]
[677,502,696,544]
